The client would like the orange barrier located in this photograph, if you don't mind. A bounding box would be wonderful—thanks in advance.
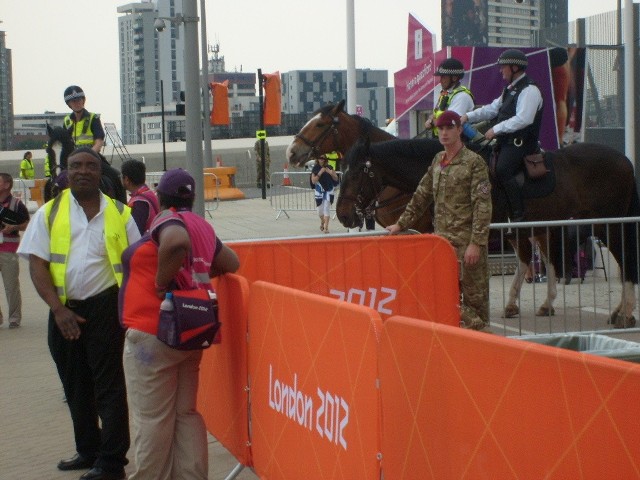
[203,167,245,201]
[248,281,383,479]
[229,234,460,325]
[379,316,640,479]
[197,273,252,466]
[29,178,47,207]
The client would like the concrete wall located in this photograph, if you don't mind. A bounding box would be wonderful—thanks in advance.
[0,135,296,188]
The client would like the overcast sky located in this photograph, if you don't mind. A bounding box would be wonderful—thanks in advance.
[0,0,620,131]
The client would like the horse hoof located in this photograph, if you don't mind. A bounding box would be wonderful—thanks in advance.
[613,314,636,329]
[536,306,555,317]
[502,304,519,318]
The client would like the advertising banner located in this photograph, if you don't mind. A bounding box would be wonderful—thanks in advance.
[229,234,460,326]
[248,281,383,479]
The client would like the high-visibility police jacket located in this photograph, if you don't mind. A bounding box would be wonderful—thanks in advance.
[20,158,35,179]
[64,111,99,147]
[44,189,131,304]
[325,151,342,170]
[431,84,474,136]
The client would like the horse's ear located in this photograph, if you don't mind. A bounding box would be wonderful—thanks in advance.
[334,99,346,115]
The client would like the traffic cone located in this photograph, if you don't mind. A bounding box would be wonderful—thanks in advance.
[282,163,292,186]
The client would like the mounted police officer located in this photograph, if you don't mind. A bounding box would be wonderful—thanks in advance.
[424,58,475,139]
[461,49,543,222]
[63,85,105,153]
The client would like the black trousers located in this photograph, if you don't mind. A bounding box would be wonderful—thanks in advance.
[495,141,538,185]
[48,285,129,472]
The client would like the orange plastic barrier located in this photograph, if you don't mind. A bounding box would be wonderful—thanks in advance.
[229,234,460,325]
[29,178,47,207]
[379,316,640,479]
[197,273,252,466]
[203,167,245,201]
[248,281,383,479]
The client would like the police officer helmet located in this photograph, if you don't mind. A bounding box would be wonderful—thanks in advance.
[435,58,465,78]
[497,49,528,70]
[63,85,85,103]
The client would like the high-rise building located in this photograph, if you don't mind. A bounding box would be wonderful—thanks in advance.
[442,0,568,48]
[0,30,14,151]
[118,1,159,145]
[282,69,392,127]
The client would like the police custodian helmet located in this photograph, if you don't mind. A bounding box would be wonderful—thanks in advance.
[435,58,465,78]
[497,49,528,69]
[63,85,85,103]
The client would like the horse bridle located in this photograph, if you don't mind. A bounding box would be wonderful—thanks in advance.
[340,159,410,222]
[294,115,341,161]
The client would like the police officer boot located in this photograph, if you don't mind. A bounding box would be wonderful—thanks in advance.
[503,178,524,222]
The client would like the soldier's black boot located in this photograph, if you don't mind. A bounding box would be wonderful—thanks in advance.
[503,178,524,222]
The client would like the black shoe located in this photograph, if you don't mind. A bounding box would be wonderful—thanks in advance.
[79,467,126,480]
[57,453,95,471]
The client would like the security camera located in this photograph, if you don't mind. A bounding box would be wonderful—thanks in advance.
[154,18,166,32]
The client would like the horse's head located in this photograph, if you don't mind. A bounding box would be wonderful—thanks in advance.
[336,138,385,229]
[46,124,75,171]
[286,100,347,167]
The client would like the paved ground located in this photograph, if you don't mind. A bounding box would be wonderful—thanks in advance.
[2,192,638,479]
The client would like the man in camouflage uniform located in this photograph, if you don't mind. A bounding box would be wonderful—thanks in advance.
[386,110,492,330]
[254,139,271,188]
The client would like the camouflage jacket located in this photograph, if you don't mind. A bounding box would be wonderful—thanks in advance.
[397,146,492,247]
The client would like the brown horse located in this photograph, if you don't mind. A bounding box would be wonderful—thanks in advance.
[336,138,640,328]
[286,100,441,231]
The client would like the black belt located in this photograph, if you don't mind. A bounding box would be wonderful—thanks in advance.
[66,284,119,309]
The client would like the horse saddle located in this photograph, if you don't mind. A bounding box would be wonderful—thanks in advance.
[516,151,555,199]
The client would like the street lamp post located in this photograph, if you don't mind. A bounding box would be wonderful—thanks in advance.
[182,0,204,216]
[200,0,213,168]
[155,3,204,215]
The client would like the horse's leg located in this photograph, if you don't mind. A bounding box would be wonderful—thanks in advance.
[503,236,531,318]
[536,242,558,317]
[504,260,527,318]
[606,222,638,328]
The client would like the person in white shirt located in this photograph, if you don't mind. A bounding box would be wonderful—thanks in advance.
[18,147,141,480]
[461,49,543,222]
[424,58,476,139]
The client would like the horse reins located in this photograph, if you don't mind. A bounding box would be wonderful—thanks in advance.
[294,115,341,162]
[340,159,411,221]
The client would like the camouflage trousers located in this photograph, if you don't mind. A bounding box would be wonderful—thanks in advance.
[256,159,271,186]
[454,245,490,329]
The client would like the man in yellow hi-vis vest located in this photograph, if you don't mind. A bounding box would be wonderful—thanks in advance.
[63,85,105,153]
[18,147,140,478]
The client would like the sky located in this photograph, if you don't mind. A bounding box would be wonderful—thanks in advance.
[0,0,621,131]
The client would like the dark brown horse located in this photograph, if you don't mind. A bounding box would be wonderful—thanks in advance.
[336,138,640,328]
[286,100,442,231]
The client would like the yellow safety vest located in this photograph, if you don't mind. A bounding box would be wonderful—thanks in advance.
[325,151,342,170]
[20,159,35,179]
[44,189,131,304]
[63,112,97,146]
[432,84,474,136]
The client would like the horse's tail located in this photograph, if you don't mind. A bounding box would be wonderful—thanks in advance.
[623,183,640,284]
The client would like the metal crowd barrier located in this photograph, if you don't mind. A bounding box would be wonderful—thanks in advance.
[487,216,640,338]
[268,171,342,219]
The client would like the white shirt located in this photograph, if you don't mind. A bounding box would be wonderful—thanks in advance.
[444,87,475,117]
[18,193,141,301]
[465,74,543,136]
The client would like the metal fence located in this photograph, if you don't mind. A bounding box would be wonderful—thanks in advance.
[268,171,342,219]
[487,217,640,338]
[147,171,220,217]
